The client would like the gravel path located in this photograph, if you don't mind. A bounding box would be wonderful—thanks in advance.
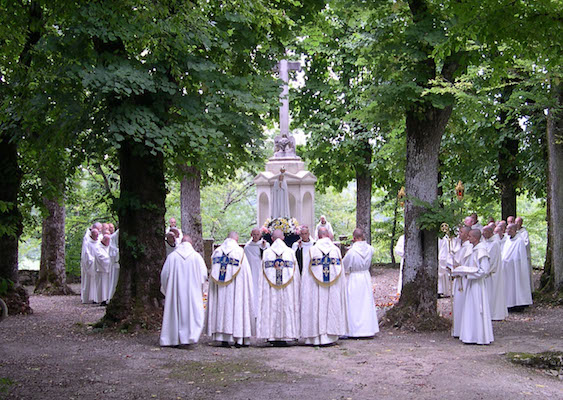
[1,268,562,400]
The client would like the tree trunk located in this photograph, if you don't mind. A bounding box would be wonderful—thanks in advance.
[390,195,399,265]
[498,134,519,220]
[540,172,553,292]
[498,85,519,220]
[386,104,452,330]
[545,84,563,292]
[180,165,204,255]
[0,138,31,315]
[102,140,166,329]
[355,166,372,244]
[35,196,73,295]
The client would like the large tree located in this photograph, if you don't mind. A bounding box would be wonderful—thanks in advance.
[0,0,47,313]
[61,1,304,329]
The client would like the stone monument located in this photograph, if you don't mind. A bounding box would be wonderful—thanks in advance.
[254,59,316,228]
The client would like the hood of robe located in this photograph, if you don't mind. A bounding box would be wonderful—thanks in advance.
[219,238,240,255]
[175,242,195,259]
[270,238,289,254]
[245,239,268,249]
[473,241,488,260]
[350,241,373,262]
[314,237,338,255]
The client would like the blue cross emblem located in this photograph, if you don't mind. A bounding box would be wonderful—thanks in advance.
[265,258,293,286]
[312,254,341,282]
[212,255,240,282]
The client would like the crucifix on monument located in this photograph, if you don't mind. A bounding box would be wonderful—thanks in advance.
[273,59,301,159]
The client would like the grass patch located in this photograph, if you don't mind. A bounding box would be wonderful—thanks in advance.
[507,351,563,379]
[0,377,14,395]
[165,359,293,388]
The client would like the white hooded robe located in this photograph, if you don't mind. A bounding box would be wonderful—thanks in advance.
[108,230,120,300]
[502,236,533,307]
[80,236,99,303]
[206,238,255,345]
[244,239,270,316]
[484,236,507,320]
[256,239,301,341]
[342,241,378,337]
[300,237,348,345]
[456,242,494,345]
[451,240,473,337]
[160,241,208,346]
[94,243,111,303]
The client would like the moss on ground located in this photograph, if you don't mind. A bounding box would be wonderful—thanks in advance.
[507,351,563,379]
[164,359,293,388]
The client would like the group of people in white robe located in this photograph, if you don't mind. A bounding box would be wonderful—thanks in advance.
[159,223,380,348]
[80,221,120,305]
[395,213,533,345]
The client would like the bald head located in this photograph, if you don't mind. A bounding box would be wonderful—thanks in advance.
[101,234,111,246]
[507,216,515,224]
[181,234,192,243]
[468,229,481,245]
[317,226,329,239]
[272,229,284,241]
[93,222,102,231]
[507,223,517,238]
[352,228,365,241]
[90,228,99,241]
[459,226,471,242]
[228,231,239,241]
[165,232,176,245]
[464,216,473,227]
[494,226,504,237]
[482,226,493,239]
[515,217,523,229]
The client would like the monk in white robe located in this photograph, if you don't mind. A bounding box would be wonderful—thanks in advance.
[206,232,254,346]
[244,228,270,316]
[291,225,315,275]
[315,215,334,240]
[394,234,404,296]
[165,232,177,257]
[108,228,120,300]
[301,227,347,345]
[470,213,483,231]
[438,236,453,297]
[80,227,100,303]
[450,226,473,338]
[455,229,494,345]
[257,230,301,344]
[482,226,507,320]
[165,218,183,241]
[343,228,378,337]
[160,236,208,346]
[494,226,507,250]
[502,224,533,308]
[515,217,532,287]
[94,234,112,304]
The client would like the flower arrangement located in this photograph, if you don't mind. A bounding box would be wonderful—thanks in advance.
[263,217,299,235]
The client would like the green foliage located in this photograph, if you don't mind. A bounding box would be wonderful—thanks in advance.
[410,196,465,238]
[0,377,14,394]
[0,278,14,297]
[165,172,257,241]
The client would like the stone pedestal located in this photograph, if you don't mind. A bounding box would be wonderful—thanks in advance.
[254,156,316,229]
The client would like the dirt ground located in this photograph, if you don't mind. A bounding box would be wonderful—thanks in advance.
[1,268,562,400]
